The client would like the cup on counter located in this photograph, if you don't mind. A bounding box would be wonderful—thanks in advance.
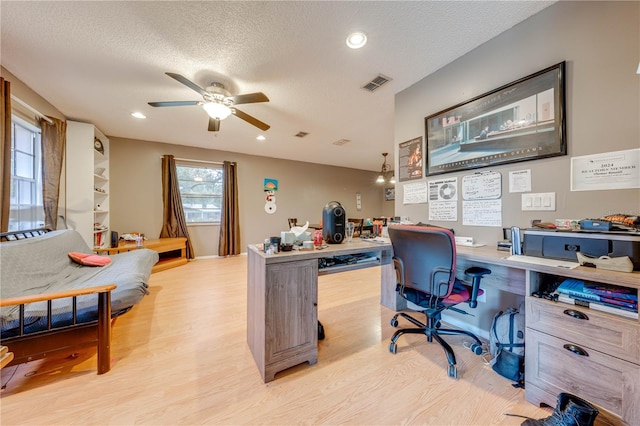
[270,236,281,253]
[346,222,355,242]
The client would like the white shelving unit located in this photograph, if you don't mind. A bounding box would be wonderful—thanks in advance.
[66,121,110,249]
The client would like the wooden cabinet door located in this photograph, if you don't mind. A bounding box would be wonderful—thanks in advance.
[265,260,318,365]
[526,328,640,424]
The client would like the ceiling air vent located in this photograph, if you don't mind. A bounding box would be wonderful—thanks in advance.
[332,139,351,146]
[295,131,309,138]
[362,74,392,92]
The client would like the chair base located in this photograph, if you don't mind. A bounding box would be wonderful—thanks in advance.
[389,311,483,379]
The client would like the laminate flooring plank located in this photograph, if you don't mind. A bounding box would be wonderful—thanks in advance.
[0,256,563,425]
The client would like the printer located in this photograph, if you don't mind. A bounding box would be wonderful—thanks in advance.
[523,229,640,271]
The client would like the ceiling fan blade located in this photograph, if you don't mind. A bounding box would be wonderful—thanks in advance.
[165,72,208,97]
[233,108,270,131]
[148,101,200,107]
[229,92,269,105]
[208,117,220,132]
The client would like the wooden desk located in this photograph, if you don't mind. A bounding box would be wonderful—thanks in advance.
[247,239,394,382]
[95,238,187,273]
[450,245,640,425]
[247,240,639,424]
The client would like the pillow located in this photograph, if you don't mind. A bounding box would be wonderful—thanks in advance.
[68,252,112,267]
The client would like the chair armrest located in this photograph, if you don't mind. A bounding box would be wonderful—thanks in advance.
[463,267,491,308]
[0,284,117,307]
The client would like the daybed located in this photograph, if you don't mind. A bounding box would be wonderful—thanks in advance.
[0,229,158,374]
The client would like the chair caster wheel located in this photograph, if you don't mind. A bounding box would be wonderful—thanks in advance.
[390,318,399,327]
[470,343,483,355]
[389,342,397,354]
[447,364,458,379]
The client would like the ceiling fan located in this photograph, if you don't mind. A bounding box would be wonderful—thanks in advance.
[148,72,270,132]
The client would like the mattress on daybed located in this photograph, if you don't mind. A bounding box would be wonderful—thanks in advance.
[0,229,158,333]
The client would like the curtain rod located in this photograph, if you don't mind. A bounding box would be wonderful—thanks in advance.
[161,156,223,165]
[11,95,54,124]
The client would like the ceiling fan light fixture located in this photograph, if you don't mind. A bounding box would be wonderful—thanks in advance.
[346,32,367,49]
[203,102,232,120]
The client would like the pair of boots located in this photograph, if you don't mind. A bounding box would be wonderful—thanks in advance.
[522,393,599,426]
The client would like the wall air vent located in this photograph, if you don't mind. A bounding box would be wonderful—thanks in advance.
[332,139,351,146]
[295,131,309,138]
[362,74,392,92]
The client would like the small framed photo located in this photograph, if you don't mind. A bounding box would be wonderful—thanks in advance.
[385,187,395,201]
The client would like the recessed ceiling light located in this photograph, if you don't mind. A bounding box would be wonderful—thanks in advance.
[131,112,146,119]
[346,32,367,49]
[256,135,266,141]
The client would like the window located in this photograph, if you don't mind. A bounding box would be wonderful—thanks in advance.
[9,116,44,231]
[176,162,223,224]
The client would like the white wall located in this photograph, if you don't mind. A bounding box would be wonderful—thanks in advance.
[393,1,640,333]
[395,1,639,244]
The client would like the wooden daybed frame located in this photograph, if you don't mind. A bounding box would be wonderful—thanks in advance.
[0,284,116,374]
[0,228,153,375]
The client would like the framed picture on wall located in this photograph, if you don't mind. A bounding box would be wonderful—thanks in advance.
[399,136,424,182]
[425,61,566,176]
[385,187,395,201]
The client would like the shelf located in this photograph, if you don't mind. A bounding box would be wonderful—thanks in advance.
[93,210,108,214]
[94,174,108,181]
[318,259,381,275]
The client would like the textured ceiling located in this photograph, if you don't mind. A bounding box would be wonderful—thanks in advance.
[1,1,553,171]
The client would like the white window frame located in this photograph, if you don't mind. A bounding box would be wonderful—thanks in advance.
[175,161,223,225]
[9,115,44,231]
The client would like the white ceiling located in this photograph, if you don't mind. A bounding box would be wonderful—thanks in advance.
[1,1,553,172]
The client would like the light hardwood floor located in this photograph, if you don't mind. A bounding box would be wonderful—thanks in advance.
[1,256,556,425]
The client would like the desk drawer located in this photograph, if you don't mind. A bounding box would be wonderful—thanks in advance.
[526,297,640,364]
[526,328,640,424]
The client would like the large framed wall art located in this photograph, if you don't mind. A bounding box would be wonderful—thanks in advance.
[425,62,566,176]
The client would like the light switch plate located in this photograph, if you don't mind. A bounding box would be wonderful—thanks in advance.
[522,192,556,211]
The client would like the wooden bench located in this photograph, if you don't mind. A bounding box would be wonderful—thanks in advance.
[95,238,187,273]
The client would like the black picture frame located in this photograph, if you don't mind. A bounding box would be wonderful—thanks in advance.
[425,62,566,176]
[385,187,395,201]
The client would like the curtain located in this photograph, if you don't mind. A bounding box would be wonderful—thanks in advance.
[40,117,66,230]
[0,78,11,232]
[218,160,240,256]
[160,154,194,259]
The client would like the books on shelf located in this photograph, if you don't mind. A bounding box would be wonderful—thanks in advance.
[555,278,638,318]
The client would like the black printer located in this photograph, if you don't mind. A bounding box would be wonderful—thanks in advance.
[523,229,640,271]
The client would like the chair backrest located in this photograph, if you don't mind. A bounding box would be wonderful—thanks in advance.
[287,218,298,228]
[388,225,457,298]
[373,217,387,226]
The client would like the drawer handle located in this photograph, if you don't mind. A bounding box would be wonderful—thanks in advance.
[563,343,589,357]
[563,309,589,320]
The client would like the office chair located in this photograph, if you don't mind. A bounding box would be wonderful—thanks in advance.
[388,225,491,378]
[373,217,388,226]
